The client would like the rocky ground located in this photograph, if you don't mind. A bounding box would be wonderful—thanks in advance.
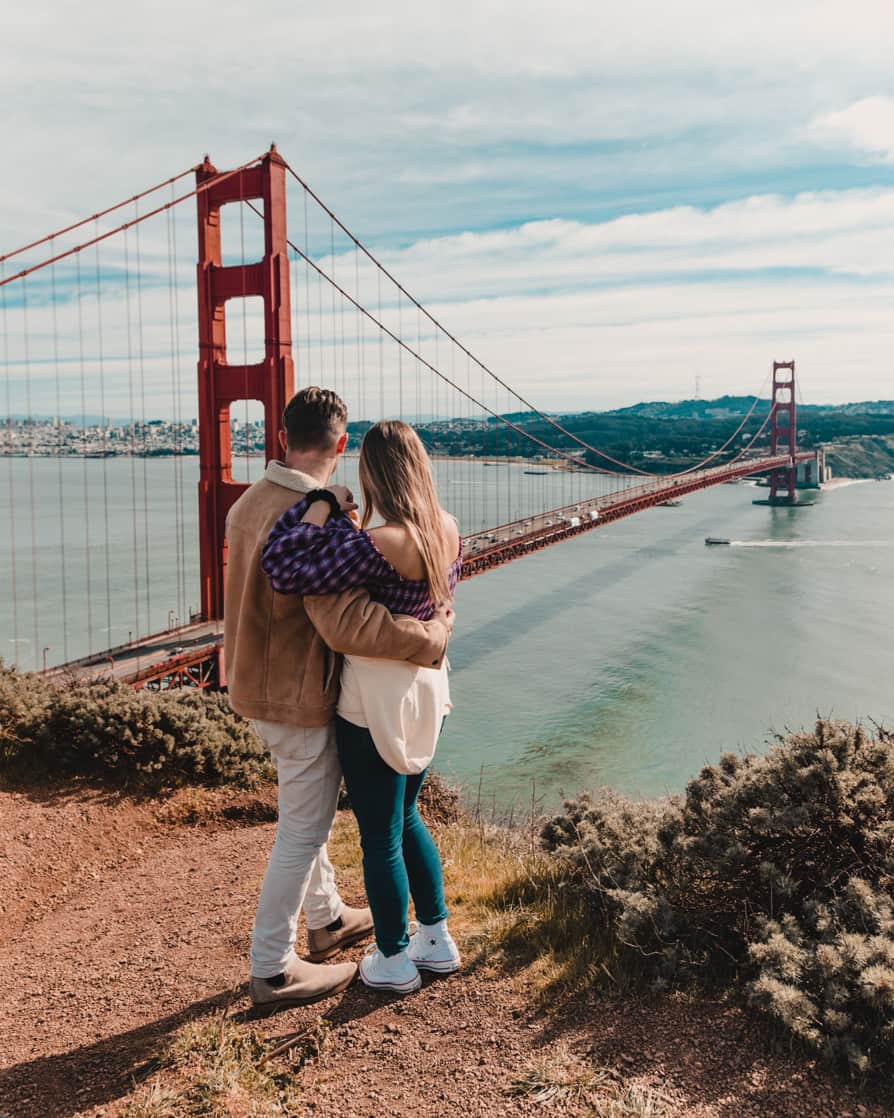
[0,783,889,1118]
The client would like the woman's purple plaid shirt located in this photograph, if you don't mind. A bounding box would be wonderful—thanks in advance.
[261,497,462,621]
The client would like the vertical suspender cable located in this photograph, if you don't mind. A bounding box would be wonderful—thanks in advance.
[397,289,403,419]
[451,339,458,518]
[297,230,303,389]
[94,226,113,647]
[377,270,384,418]
[433,326,439,442]
[1,261,20,666]
[506,386,513,521]
[467,353,473,536]
[134,208,152,634]
[21,277,40,670]
[317,259,325,389]
[75,254,95,657]
[481,359,488,533]
[339,233,348,418]
[355,244,365,424]
[166,204,185,625]
[123,226,142,657]
[304,190,312,386]
[169,192,188,622]
[50,243,70,662]
[330,219,339,400]
[493,375,499,526]
[416,308,422,428]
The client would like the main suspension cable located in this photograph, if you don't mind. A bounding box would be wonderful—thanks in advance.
[282,161,781,480]
[282,161,655,475]
[0,157,267,288]
[0,165,197,265]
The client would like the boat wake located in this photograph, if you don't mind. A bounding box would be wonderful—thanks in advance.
[730,539,889,549]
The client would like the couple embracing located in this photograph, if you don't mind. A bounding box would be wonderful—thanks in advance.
[224,386,461,1010]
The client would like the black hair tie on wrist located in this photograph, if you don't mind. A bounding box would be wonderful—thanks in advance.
[305,489,342,518]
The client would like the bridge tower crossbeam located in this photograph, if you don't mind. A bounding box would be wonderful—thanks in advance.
[195,147,293,621]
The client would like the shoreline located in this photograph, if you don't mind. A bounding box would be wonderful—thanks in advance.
[3,450,890,485]
[820,477,877,490]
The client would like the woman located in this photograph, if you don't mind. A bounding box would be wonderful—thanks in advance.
[261,420,462,995]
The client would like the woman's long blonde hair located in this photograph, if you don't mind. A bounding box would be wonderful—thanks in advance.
[359,420,453,603]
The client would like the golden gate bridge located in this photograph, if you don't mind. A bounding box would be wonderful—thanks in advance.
[0,147,818,689]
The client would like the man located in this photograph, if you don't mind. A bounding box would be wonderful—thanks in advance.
[225,386,453,1010]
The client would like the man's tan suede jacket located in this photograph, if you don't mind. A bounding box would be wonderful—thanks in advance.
[224,461,449,727]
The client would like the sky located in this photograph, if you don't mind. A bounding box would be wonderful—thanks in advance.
[3,0,894,416]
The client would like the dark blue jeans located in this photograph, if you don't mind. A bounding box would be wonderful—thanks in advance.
[335,716,449,956]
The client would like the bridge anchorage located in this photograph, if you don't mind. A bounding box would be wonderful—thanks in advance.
[1,147,821,690]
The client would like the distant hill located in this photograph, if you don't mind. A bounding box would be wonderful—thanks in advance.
[607,396,894,420]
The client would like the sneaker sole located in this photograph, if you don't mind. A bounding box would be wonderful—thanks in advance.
[411,958,461,975]
[359,971,422,995]
[250,970,357,1015]
[306,925,375,963]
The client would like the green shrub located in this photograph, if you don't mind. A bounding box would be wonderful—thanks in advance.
[541,720,894,1079]
[0,665,273,790]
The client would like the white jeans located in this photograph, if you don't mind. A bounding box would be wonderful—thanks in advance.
[249,720,344,978]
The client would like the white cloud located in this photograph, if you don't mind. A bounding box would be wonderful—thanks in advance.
[3,0,894,252]
[4,1,894,414]
[6,183,893,421]
[361,188,894,302]
[810,96,894,163]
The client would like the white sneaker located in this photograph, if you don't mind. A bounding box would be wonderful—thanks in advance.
[358,944,422,994]
[407,920,461,975]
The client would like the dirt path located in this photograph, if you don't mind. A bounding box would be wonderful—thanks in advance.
[0,787,887,1118]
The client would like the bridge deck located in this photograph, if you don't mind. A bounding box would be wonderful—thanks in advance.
[48,620,224,690]
[462,452,813,575]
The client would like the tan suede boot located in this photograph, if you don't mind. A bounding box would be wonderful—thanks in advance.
[306,905,374,962]
[250,956,357,1012]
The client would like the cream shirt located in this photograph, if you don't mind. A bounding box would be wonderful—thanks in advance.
[337,654,451,774]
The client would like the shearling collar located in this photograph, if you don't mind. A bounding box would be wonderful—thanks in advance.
[264,460,328,494]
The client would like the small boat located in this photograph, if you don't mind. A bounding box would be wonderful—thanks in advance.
[658,499,681,507]
[523,469,550,475]
[705,537,730,546]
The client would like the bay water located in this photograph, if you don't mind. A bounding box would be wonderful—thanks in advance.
[2,456,891,809]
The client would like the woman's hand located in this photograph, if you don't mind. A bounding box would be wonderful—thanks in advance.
[328,485,359,514]
[432,599,455,636]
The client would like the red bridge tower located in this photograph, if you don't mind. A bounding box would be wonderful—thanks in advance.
[195,147,294,621]
[769,360,797,505]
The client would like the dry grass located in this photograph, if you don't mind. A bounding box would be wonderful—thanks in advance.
[588,1081,676,1117]
[509,1046,675,1117]
[120,1015,324,1118]
[366,803,615,1000]
[464,848,624,1001]
[328,797,532,945]
[509,1043,604,1104]
[436,816,530,936]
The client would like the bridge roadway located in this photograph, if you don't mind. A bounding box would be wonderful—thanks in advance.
[51,451,812,689]
[48,620,224,690]
[461,451,814,576]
